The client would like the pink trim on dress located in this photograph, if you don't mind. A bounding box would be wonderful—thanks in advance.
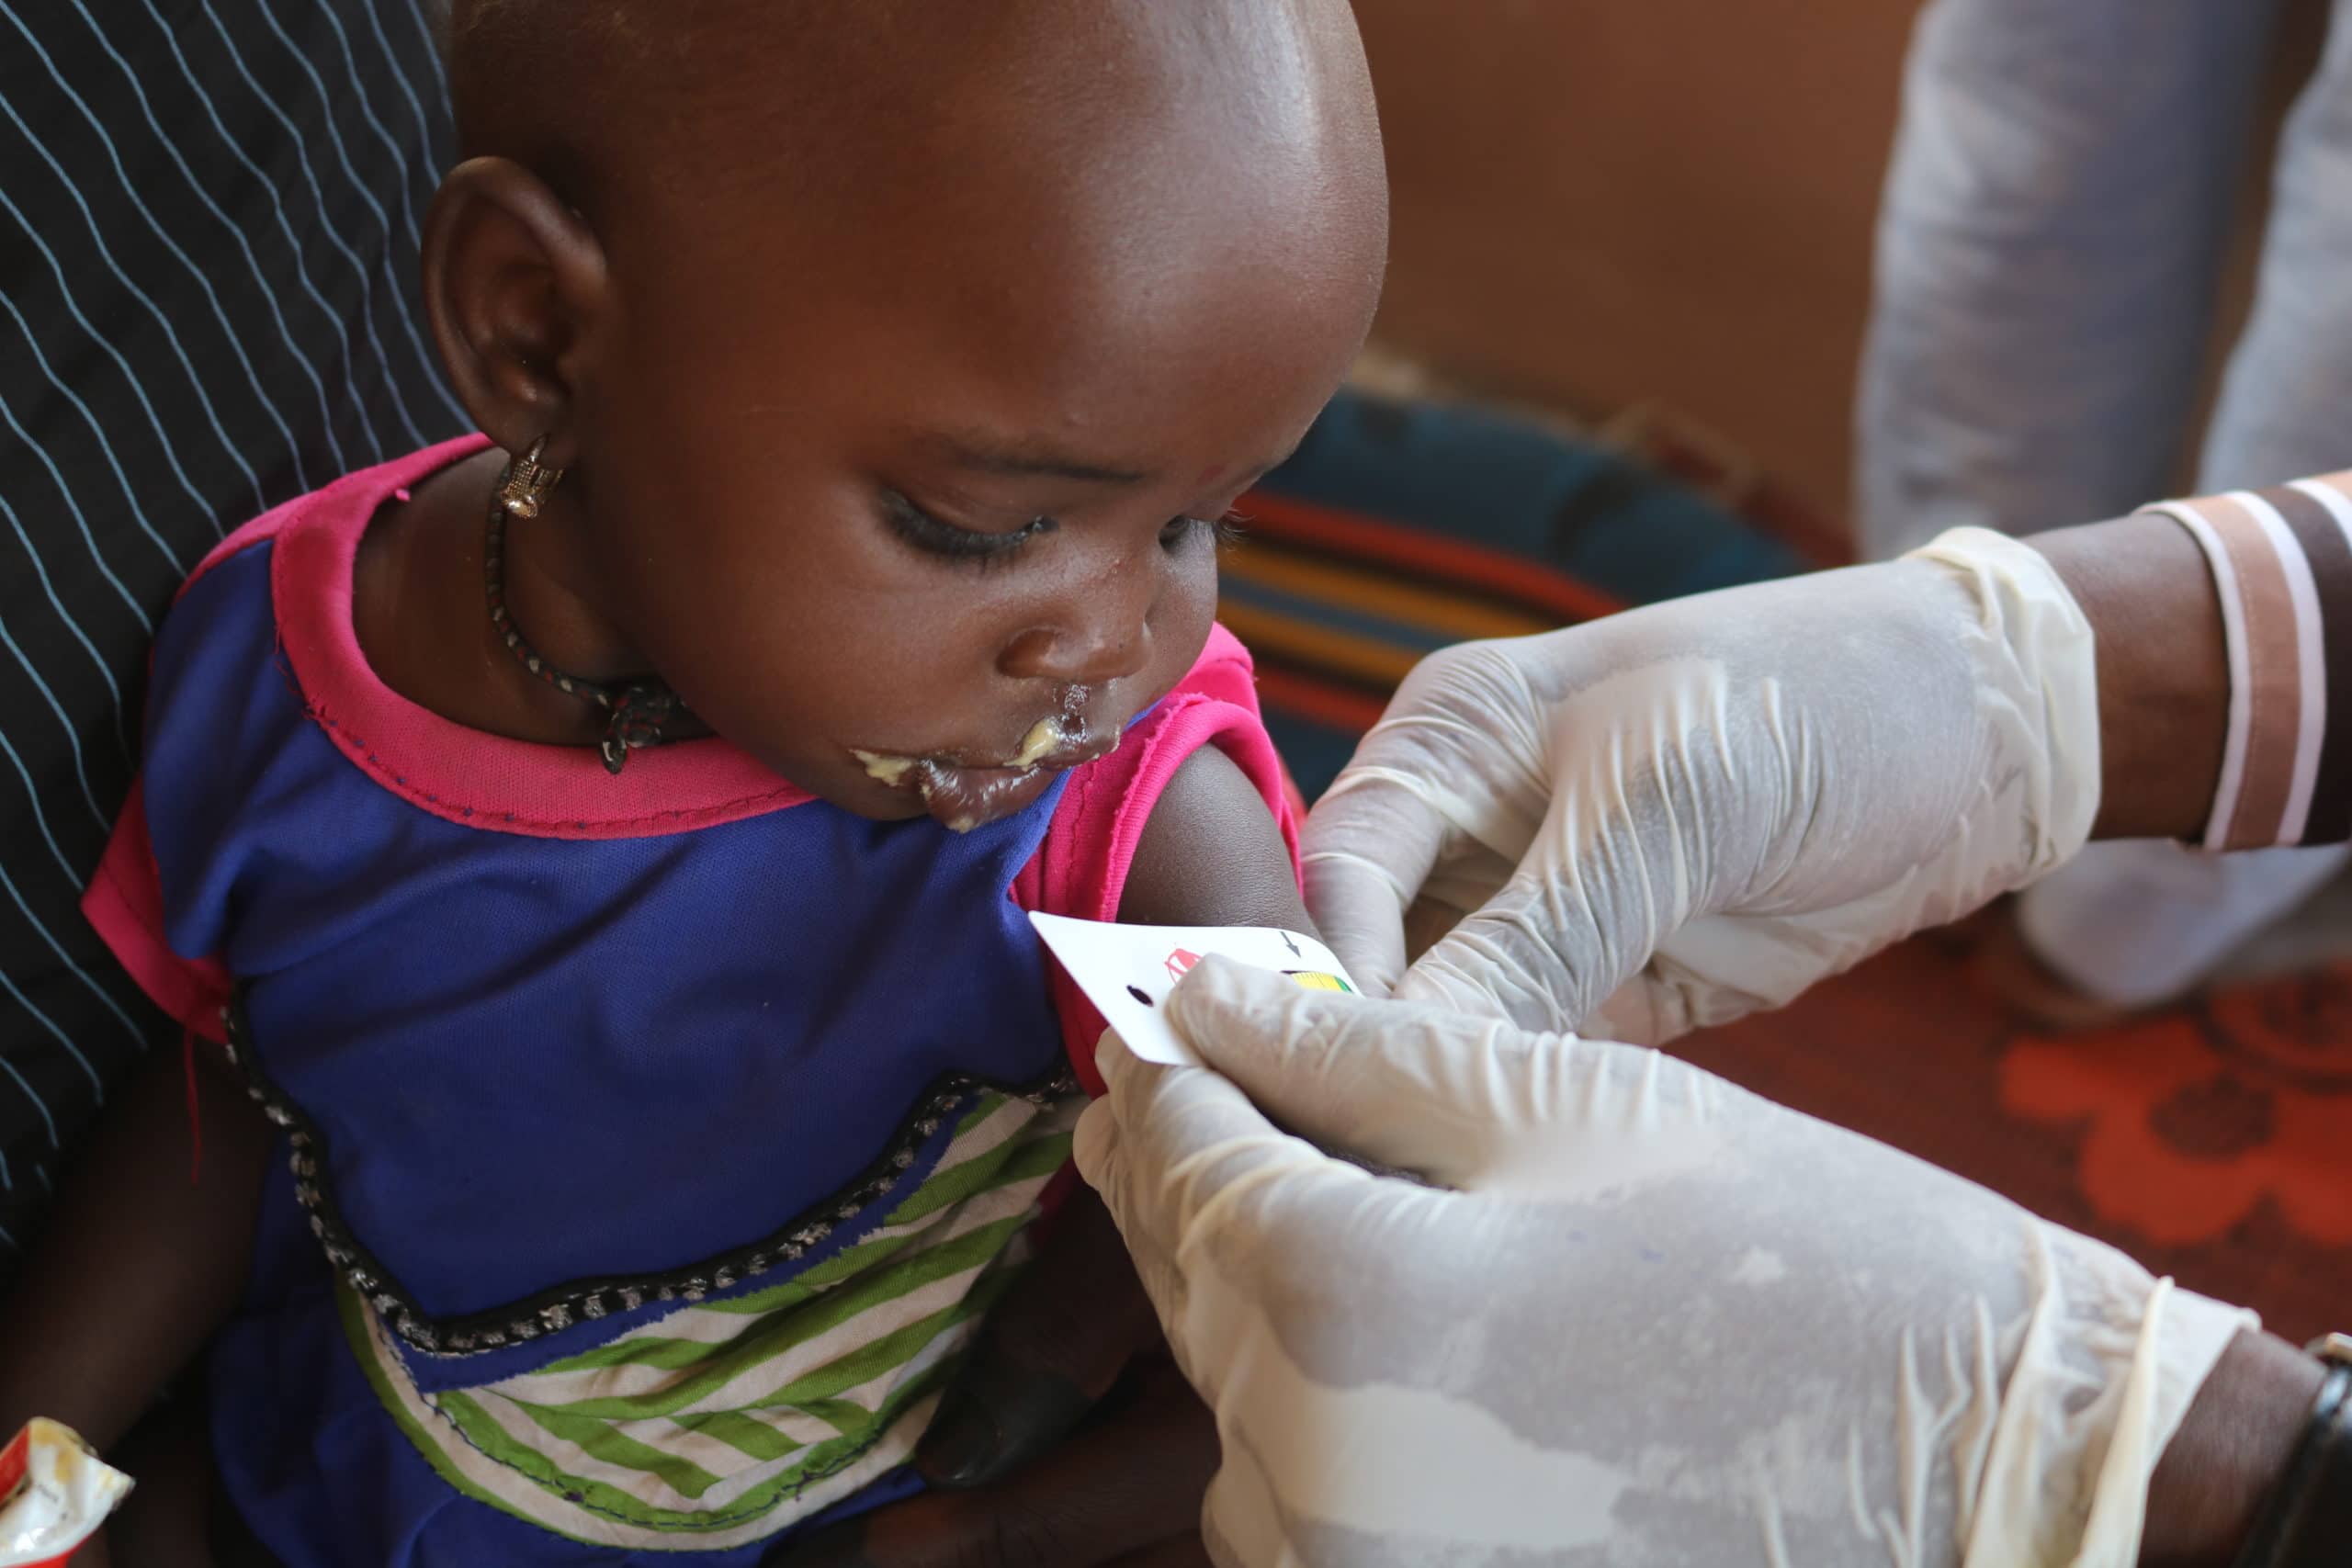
[82,781,232,1043]
[264,439,815,840]
[92,437,1301,1064]
[1012,624,1302,1091]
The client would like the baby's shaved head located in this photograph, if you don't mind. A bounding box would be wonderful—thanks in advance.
[422,0,1386,825]
[447,0,1382,246]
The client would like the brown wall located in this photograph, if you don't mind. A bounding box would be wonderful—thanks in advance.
[1355,0,1929,521]
[1354,1,2327,528]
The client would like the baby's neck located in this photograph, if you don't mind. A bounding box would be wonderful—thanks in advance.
[350,446,695,750]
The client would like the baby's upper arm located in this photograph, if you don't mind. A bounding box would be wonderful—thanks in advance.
[1115,743,1312,934]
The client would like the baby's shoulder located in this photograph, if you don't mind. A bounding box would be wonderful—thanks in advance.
[153,447,436,701]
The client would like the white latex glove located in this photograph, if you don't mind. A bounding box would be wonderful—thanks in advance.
[1306,529,2100,1042]
[1076,958,2255,1568]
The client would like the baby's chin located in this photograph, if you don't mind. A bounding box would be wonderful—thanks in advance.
[764,658,1193,831]
[883,759,1067,833]
[847,727,1123,833]
[745,737,1087,832]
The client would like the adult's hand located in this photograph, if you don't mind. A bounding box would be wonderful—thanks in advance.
[1078,957,2270,1567]
[1305,527,2106,1042]
[763,1187,1214,1567]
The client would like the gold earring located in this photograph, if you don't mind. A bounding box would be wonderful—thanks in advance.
[496,437,565,521]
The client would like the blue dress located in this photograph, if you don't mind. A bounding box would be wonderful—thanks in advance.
[85,439,1295,1565]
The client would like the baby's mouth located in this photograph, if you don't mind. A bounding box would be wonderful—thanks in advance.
[854,705,1120,833]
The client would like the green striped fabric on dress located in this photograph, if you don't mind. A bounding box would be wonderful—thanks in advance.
[342,1090,1080,1551]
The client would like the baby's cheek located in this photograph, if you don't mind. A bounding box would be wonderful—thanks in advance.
[682,594,940,746]
[1155,558,1221,675]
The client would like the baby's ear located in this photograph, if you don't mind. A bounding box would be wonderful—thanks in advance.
[420,156,608,465]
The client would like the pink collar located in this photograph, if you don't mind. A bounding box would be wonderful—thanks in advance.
[256,436,814,840]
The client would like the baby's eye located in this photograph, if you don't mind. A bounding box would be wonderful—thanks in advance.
[1161,511,1249,551]
[881,491,1056,563]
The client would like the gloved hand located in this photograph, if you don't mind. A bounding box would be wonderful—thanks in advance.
[1076,957,2254,1567]
[1305,529,2100,1042]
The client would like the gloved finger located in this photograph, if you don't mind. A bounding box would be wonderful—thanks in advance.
[1582,970,1683,1046]
[1162,955,1564,1188]
[1408,827,1521,942]
[912,1185,1160,1491]
[1299,850,1408,999]
[1306,637,1564,995]
[1074,1032,1373,1300]
[1300,770,1453,998]
[763,1362,1216,1568]
[1168,958,1731,1201]
[1586,912,1809,1045]
[1306,788,1541,1003]
[1388,912,1555,1028]
[1070,1096,1189,1348]
[1393,761,1661,1034]
[1593,893,1927,1049]
[1074,1033,1316,1220]
[1391,862,1605,1033]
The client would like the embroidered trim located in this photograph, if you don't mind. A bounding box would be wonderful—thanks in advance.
[220,991,1075,1359]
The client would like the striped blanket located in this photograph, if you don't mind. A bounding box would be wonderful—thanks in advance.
[1227,389,1812,795]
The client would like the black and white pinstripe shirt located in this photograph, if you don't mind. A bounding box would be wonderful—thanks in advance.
[0,2,462,1266]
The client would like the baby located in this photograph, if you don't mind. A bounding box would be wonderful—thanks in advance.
[31,1,1386,1562]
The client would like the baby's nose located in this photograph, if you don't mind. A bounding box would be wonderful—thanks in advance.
[997,615,1150,687]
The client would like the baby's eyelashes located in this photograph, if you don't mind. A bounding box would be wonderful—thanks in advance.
[1160,510,1249,551]
[879,490,1057,566]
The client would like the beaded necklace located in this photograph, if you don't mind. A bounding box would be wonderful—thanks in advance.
[483,492,688,774]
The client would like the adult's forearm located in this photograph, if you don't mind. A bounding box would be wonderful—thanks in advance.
[2030,508,2335,1565]
[2030,513,2229,843]
[2036,474,2352,858]
[2142,1330,2326,1567]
